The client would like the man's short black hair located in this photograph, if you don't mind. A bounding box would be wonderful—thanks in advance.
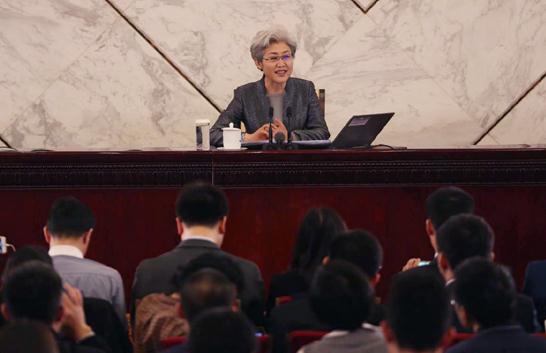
[174,252,244,295]
[328,230,383,278]
[46,196,96,237]
[2,262,63,324]
[425,187,475,229]
[175,182,229,227]
[2,246,52,280]
[181,268,237,322]
[0,320,59,353]
[310,260,373,330]
[188,308,256,353]
[387,269,450,351]
[454,258,516,329]
[436,214,494,269]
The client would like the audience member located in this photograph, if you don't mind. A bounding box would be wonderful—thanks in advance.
[1,261,110,353]
[267,208,346,313]
[0,246,130,353]
[268,216,349,353]
[162,268,239,353]
[436,214,539,333]
[0,320,59,353]
[133,252,245,353]
[447,258,546,353]
[43,196,126,324]
[403,186,474,272]
[131,182,264,327]
[382,269,450,353]
[522,260,546,331]
[327,229,385,325]
[298,260,387,353]
[188,308,256,353]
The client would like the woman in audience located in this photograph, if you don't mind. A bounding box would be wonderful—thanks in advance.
[266,207,346,314]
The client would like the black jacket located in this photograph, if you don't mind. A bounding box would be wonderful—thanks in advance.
[131,239,265,326]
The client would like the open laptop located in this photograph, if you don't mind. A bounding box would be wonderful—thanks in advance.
[330,112,394,149]
[242,112,394,149]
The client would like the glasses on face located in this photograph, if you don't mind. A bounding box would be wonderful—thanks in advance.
[263,54,293,63]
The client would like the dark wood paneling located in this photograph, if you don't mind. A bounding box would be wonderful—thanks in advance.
[1,149,545,308]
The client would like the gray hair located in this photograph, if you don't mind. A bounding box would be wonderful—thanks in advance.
[250,27,297,61]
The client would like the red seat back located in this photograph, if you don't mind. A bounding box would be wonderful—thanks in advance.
[288,330,328,353]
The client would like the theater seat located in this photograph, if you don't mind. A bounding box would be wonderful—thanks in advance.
[160,336,185,349]
[160,334,271,352]
[288,330,328,353]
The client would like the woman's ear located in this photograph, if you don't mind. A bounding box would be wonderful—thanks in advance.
[254,59,263,71]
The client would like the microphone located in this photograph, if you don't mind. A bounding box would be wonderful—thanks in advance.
[274,131,285,147]
[286,107,292,143]
[268,106,274,145]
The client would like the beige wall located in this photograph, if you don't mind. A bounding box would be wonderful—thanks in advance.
[1,0,545,150]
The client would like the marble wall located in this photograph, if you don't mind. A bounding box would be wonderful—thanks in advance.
[0,0,544,150]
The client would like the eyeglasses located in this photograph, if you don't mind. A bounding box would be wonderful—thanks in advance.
[263,54,293,63]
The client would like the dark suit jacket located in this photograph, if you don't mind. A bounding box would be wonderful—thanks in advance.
[84,298,132,353]
[266,270,309,315]
[56,332,111,353]
[210,77,330,146]
[523,260,546,330]
[131,239,265,326]
[446,325,546,353]
[447,282,540,333]
[268,295,330,353]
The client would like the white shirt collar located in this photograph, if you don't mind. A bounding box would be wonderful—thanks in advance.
[49,245,84,259]
[323,323,379,338]
[181,234,217,244]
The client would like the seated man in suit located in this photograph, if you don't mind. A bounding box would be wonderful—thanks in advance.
[133,252,246,353]
[163,268,240,353]
[1,261,110,353]
[327,230,385,325]
[447,258,546,353]
[437,214,539,333]
[382,268,450,353]
[43,197,126,324]
[131,182,264,327]
[298,260,387,353]
[523,260,546,330]
[403,186,475,272]
[188,308,256,353]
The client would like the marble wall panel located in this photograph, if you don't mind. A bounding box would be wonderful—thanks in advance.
[479,79,546,145]
[368,0,546,138]
[114,0,362,108]
[0,0,119,131]
[307,17,480,147]
[354,0,377,12]
[3,18,219,150]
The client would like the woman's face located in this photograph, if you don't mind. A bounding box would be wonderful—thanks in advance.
[256,41,293,86]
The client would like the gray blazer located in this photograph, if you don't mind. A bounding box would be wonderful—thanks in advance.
[210,77,330,146]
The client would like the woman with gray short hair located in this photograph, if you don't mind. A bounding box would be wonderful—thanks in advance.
[210,27,330,147]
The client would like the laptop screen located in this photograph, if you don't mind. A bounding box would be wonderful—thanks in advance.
[331,112,394,149]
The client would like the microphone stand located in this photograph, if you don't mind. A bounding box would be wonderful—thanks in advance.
[264,107,276,150]
[268,106,273,145]
[285,107,297,150]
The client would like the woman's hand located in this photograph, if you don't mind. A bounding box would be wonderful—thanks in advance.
[244,124,270,142]
[272,119,288,141]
